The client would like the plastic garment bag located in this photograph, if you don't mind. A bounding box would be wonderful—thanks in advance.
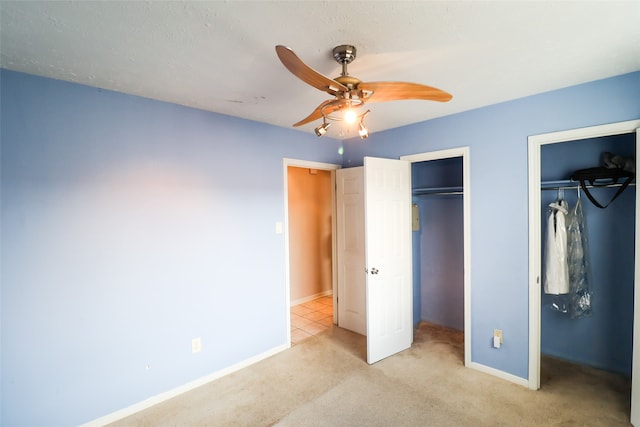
[566,197,593,318]
[544,200,570,296]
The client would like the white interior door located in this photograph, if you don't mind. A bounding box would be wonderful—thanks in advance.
[631,127,640,426]
[336,167,366,335]
[364,156,413,364]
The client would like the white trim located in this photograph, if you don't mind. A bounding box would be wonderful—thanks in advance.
[632,127,640,425]
[291,290,333,307]
[469,361,529,388]
[331,167,338,325]
[527,119,640,391]
[401,147,468,163]
[528,119,640,146]
[79,344,288,427]
[283,158,342,171]
[400,146,472,368]
[282,158,341,343]
[527,137,542,390]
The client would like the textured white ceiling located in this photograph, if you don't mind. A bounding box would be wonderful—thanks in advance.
[1,1,639,139]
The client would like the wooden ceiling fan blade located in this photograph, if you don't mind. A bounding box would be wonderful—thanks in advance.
[293,100,343,127]
[293,100,331,127]
[359,82,452,103]
[276,45,348,95]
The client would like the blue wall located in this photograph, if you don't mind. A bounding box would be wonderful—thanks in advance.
[0,70,342,426]
[412,158,464,330]
[541,134,635,375]
[343,71,640,379]
[2,69,639,425]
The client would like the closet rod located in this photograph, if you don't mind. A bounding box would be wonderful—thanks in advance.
[412,186,463,196]
[541,180,636,191]
[414,191,463,197]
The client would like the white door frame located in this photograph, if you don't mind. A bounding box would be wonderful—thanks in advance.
[283,158,341,346]
[400,147,471,368]
[527,119,640,393]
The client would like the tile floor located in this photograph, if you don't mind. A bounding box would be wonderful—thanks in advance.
[290,295,334,345]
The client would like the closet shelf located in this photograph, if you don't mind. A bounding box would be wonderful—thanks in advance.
[412,186,463,196]
[541,179,636,191]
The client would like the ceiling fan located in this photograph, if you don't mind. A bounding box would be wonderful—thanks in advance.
[275,44,452,138]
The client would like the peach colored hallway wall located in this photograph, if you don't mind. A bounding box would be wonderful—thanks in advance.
[288,166,332,302]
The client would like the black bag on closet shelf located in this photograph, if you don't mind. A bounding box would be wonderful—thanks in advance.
[570,166,634,209]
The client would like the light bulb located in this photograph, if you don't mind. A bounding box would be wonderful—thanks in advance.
[344,109,357,123]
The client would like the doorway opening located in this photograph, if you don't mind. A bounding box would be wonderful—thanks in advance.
[284,147,472,366]
[527,120,640,424]
[283,159,340,346]
[401,148,471,368]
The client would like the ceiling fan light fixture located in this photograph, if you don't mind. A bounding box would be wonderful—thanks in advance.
[358,110,370,139]
[275,45,452,138]
[358,122,368,139]
[314,120,330,137]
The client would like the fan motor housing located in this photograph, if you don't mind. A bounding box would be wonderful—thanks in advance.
[333,45,356,64]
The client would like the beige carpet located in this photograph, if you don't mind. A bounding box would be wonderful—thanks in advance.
[110,322,631,426]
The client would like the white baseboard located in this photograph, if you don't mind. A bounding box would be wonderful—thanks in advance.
[291,290,332,307]
[468,361,529,388]
[80,343,289,427]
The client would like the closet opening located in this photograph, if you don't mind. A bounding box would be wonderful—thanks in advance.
[539,134,635,392]
[528,119,640,424]
[283,159,340,347]
[401,148,471,368]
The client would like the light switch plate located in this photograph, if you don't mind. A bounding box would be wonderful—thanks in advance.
[493,329,503,348]
[412,204,420,231]
[192,337,202,353]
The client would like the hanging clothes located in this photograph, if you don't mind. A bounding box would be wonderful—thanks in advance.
[566,197,592,318]
[544,200,570,295]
